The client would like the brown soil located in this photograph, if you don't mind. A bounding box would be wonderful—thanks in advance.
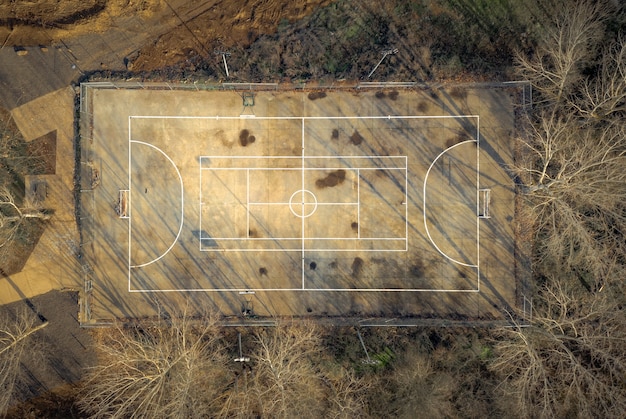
[350,130,364,146]
[0,0,163,46]
[131,0,335,71]
[239,128,256,147]
[315,169,346,188]
[307,91,327,100]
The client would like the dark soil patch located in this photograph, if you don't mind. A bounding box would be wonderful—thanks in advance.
[315,169,346,188]
[351,257,364,277]
[307,91,327,100]
[239,129,254,147]
[388,91,399,100]
[417,101,429,113]
[351,222,358,232]
[259,267,267,275]
[410,258,425,278]
[309,261,317,270]
[331,128,339,140]
[445,132,472,148]
[350,130,364,145]
[375,91,386,99]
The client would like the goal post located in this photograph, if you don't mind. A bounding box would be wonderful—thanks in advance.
[116,189,129,218]
[478,188,491,218]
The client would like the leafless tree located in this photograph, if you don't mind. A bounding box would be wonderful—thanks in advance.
[0,186,51,254]
[0,309,48,416]
[491,281,626,418]
[221,321,370,419]
[513,0,626,290]
[387,346,456,418]
[514,112,626,288]
[78,307,231,419]
[246,321,325,418]
[514,1,608,107]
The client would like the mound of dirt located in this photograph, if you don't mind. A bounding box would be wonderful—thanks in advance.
[0,0,104,26]
[131,0,334,71]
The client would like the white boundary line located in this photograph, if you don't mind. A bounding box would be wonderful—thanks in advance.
[128,118,132,292]
[404,156,408,251]
[301,118,305,289]
[132,115,479,121]
[130,287,479,293]
[422,139,478,268]
[476,116,481,291]
[198,155,202,252]
[128,114,480,293]
[357,168,360,239]
[202,166,407,170]
[246,169,250,238]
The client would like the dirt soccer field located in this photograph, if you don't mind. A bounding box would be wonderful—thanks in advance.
[79,83,522,323]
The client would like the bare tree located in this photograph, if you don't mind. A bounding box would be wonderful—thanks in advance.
[514,0,608,107]
[0,186,51,253]
[575,38,626,122]
[386,346,456,418]
[248,321,325,418]
[323,368,371,419]
[515,112,626,288]
[513,0,626,290]
[78,307,231,419]
[0,309,48,416]
[221,322,370,418]
[490,282,626,418]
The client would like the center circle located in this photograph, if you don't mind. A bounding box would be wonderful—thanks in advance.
[288,190,318,218]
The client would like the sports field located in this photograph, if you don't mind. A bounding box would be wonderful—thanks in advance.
[79,83,522,322]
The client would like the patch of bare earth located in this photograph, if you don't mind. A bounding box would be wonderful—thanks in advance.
[131,0,335,71]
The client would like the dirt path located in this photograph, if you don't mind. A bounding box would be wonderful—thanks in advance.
[0,87,80,306]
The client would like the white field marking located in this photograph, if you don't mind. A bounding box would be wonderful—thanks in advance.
[203,167,407,171]
[288,189,318,218]
[130,114,479,292]
[132,115,479,121]
[357,168,360,239]
[476,116,481,291]
[246,169,250,238]
[129,140,184,269]
[248,202,358,205]
[404,156,408,251]
[202,237,405,241]
[423,139,478,268]
[130,287,480,293]
[198,156,202,252]
[301,118,305,289]
[199,245,407,252]
[200,156,408,161]
[128,117,132,292]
